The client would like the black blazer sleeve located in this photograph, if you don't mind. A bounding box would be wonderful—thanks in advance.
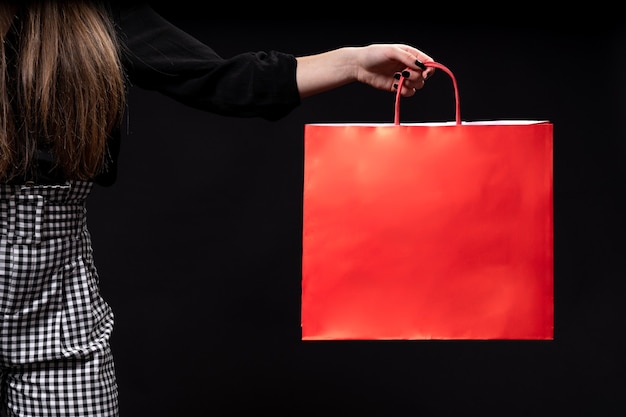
[115,3,301,121]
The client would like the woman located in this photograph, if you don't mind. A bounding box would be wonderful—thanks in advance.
[0,1,435,416]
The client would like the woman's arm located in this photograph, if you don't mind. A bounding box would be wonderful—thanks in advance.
[117,4,435,119]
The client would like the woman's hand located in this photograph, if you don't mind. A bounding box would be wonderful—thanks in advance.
[354,43,435,96]
[296,43,435,99]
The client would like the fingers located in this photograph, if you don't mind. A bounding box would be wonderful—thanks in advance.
[390,46,436,96]
[395,45,436,80]
[392,67,428,96]
[416,59,436,81]
[365,43,435,96]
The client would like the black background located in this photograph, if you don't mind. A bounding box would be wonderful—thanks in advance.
[87,15,625,416]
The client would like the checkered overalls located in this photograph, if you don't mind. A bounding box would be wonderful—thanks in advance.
[0,181,118,417]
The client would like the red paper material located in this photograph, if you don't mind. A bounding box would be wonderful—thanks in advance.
[301,120,553,340]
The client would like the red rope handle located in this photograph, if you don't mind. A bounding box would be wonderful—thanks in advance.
[394,61,461,126]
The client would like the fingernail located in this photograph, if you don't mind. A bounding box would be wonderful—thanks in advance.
[415,60,426,70]
[393,83,398,89]
[401,70,411,78]
[393,73,401,80]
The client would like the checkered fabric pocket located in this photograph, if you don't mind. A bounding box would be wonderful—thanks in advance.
[0,181,118,417]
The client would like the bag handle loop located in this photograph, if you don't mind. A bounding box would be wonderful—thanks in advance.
[394,61,461,126]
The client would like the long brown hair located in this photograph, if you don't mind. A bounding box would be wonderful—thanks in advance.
[0,0,126,182]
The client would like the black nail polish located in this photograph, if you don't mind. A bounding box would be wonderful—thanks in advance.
[402,70,410,78]
[393,73,401,80]
[393,83,398,89]
[415,60,426,70]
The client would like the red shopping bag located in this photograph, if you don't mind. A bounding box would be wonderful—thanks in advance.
[301,62,553,340]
